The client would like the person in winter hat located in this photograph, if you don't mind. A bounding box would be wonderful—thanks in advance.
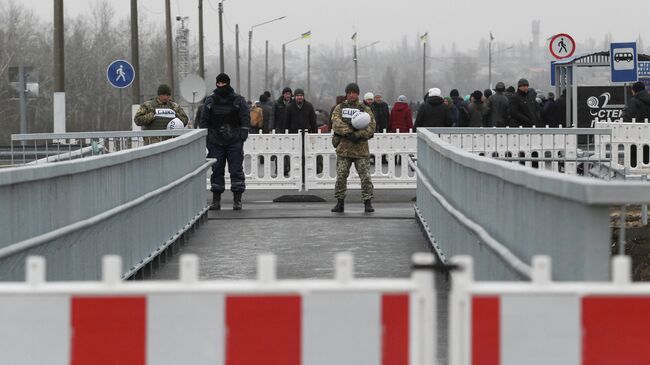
[389,95,413,133]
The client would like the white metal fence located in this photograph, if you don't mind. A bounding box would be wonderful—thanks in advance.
[0,130,212,281]
[0,252,435,365]
[594,120,650,175]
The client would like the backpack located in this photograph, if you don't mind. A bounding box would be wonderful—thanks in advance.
[250,106,264,128]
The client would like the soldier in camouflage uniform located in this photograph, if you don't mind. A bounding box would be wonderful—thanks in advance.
[331,83,377,213]
[134,84,189,144]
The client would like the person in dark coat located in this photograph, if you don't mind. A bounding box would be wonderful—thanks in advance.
[509,78,541,127]
[450,89,470,127]
[552,90,567,127]
[271,87,292,132]
[371,92,390,133]
[541,92,557,127]
[283,88,318,133]
[414,88,453,130]
[444,97,459,126]
[389,95,413,133]
[468,90,488,127]
[200,73,250,211]
[259,94,272,132]
[623,82,650,123]
[487,82,510,127]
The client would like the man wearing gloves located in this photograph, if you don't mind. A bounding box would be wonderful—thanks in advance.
[330,83,377,213]
[200,73,250,211]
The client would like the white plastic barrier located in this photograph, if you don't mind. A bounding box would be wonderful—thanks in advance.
[304,132,417,190]
[449,255,650,365]
[224,131,303,190]
[0,253,435,365]
[594,120,650,173]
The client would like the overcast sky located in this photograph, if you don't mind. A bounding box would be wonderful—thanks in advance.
[15,0,650,55]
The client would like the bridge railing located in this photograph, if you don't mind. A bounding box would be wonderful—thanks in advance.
[449,255,648,365]
[413,128,650,281]
[0,252,435,365]
[9,130,190,166]
[427,127,613,177]
[0,129,212,281]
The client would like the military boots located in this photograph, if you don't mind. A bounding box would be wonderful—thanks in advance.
[233,192,243,211]
[364,200,375,213]
[209,192,221,211]
[331,199,344,213]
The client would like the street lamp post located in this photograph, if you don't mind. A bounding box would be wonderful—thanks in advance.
[248,16,286,101]
[488,31,494,89]
[355,41,380,84]
[282,33,307,87]
[421,33,428,95]
[218,0,225,73]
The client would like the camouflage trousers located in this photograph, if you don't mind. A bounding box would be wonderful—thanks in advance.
[334,156,374,201]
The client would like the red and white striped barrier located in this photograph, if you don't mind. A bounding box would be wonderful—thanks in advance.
[449,255,650,365]
[0,253,435,365]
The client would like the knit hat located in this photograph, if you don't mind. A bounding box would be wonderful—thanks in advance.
[428,88,442,97]
[633,81,646,93]
[216,73,231,85]
[345,83,360,94]
[450,89,460,97]
[294,88,305,96]
[157,84,172,96]
[364,92,374,100]
[398,95,407,102]
[518,78,529,87]
[259,94,269,103]
[507,86,516,93]
[495,82,506,92]
[472,90,483,101]
[484,89,493,98]
[282,87,293,95]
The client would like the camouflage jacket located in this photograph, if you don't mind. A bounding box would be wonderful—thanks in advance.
[134,97,189,130]
[332,100,376,158]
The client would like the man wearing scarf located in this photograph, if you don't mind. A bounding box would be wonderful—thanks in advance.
[200,73,250,211]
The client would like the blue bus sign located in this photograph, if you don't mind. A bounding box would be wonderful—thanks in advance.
[106,60,135,89]
[610,42,638,83]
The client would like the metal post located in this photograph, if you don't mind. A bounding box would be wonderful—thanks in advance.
[130,0,140,104]
[488,39,492,89]
[18,64,27,137]
[422,41,426,95]
[53,0,64,93]
[282,43,286,87]
[307,44,311,97]
[218,0,224,73]
[247,29,252,101]
[198,0,205,78]
[619,205,627,255]
[353,44,358,84]
[265,40,269,91]
[235,24,240,92]
[164,0,174,94]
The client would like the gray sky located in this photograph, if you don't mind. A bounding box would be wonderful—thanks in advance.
[15,0,650,54]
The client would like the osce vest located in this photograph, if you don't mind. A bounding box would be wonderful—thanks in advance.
[340,102,365,124]
[149,107,176,130]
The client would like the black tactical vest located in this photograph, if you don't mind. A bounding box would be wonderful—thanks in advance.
[209,93,240,127]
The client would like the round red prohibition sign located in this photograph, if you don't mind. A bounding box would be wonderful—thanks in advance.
[549,33,576,59]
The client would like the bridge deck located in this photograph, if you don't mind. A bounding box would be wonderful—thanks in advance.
[149,189,431,280]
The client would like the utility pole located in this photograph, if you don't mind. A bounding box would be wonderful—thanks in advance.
[18,64,27,136]
[265,40,269,91]
[422,41,427,95]
[489,31,494,89]
[165,0,174,94]
[247,29,252,100]
[282,43,286,87]
[235,24,240,92]
[353,43,358,84]
[198,0,205,78]
[130,0,140,104]
[307,44,311,97]
[218,1,224,73]
[53,0,65,133]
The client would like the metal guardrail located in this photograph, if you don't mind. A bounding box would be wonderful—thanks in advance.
[9,130,191,166]
[428,127,613,177]
[415,128,650,281]
[0,130,211,281]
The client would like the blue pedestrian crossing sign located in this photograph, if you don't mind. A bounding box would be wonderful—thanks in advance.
[610,42,638,83]
[107,60,135,88]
